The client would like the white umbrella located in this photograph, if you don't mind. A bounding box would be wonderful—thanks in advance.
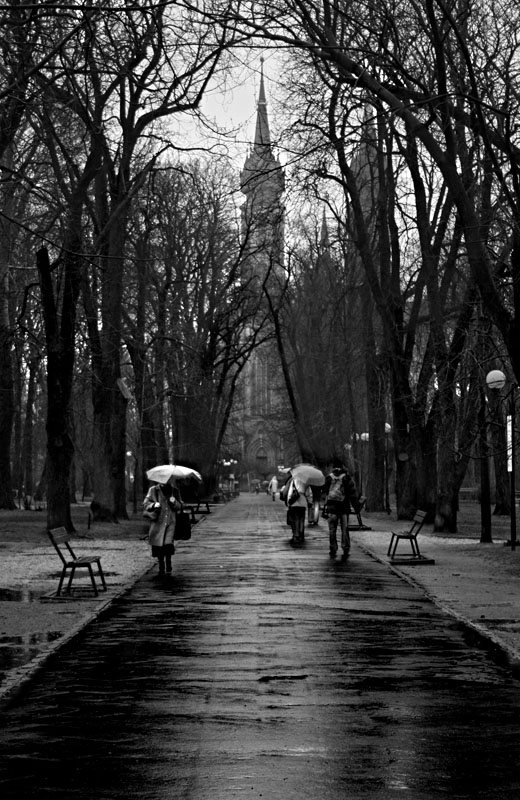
[290,463,325,487]
[146,464,203,484]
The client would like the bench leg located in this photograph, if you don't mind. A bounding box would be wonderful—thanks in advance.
[57,568,67,596]
[391,537,402,558]
[390,535,408,558]
[95,559,107,591]
[87,564,99,596]
[410,537,421,557]
[388,534,396,557]
[66,566,76,594]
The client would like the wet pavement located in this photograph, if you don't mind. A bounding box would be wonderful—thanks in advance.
[1,497,520,797]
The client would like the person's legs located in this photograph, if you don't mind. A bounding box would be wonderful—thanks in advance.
[158,555,165,574]
[328,514,338,556]
[340,513,351,557]
[164,544,174,573]
[288,509,297,544]
[295,508,305,543]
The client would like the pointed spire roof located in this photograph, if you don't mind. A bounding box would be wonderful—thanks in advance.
[320,208,330,248]
[253,58,271,151]
[240,59,284,201]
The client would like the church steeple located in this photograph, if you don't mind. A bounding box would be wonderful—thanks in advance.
[234,63,291,489]
[253,58,271,151]
[240,61,285,277]
[320,208,330,249]
[240,61,284,200]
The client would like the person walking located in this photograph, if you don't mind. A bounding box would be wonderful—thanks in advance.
[267,475,279,501]
[143,480,182,574]
[283,475,311,546]
[324,457,361,560]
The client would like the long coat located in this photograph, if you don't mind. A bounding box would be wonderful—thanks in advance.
[144,484,182,551]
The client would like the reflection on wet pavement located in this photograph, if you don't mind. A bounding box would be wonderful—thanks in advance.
[0,631,63,674]
[0,587,43,602]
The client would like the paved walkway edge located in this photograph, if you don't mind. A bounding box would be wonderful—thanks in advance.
[0,512,212,710]
[355,538,520,679]
[0,563,155,710]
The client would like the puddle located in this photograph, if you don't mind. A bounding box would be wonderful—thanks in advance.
[0,587,43,602]
[0,631,63,674]
[0,631,62,645]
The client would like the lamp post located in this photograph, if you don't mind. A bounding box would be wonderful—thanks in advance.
[486,370,517,550]
[360,432,369,500]
[384,423,392,515]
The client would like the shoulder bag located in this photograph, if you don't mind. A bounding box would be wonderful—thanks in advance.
[174,510,192,540]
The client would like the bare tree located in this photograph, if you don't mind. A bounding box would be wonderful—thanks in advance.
[123,160,268,498]
[17,2,241,524]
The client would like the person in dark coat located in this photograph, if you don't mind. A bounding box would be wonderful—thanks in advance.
[324,457,361,559]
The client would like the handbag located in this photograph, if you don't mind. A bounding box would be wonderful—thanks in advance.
[287,488,300,506]
[143,506,159,521]
[174,510,192,540]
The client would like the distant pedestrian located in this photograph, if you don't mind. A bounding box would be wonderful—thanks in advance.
[283,475,311,546]
[267,475,279,501]
[143,481,182,575]
[324,457,361,560]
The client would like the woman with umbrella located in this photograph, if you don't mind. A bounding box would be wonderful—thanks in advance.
[143,465,201,575]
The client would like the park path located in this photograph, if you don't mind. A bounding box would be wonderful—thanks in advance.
[0,494,519,799]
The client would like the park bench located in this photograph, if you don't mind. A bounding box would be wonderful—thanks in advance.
[387,510,427,559]
[47,527,107,597]
[347,510,372,531]
[180,499,215,521]
[319,500,372,531]
[194,499,214,513]
[194,497,224,513]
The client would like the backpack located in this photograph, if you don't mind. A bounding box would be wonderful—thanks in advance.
[327,472,346,503]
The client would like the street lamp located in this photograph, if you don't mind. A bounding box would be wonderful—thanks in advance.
[385,423,392,514]
[486,369,517,550]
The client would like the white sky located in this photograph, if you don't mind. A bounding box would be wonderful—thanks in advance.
[172,51,283,168]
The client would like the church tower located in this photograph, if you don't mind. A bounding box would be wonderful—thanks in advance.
[236,62,289,486]
[240,59,285,280]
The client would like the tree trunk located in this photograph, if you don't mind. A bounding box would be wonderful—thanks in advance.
[21,359,38,504]
[37,247,78,531]
[0,270,14,508]
[89,362,128,522]
[391,372,418,518]
[88,206,129,521]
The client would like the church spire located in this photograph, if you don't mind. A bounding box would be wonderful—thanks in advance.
[240,59,284,201]
[320,208,330,249]
[253,58,271,151]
